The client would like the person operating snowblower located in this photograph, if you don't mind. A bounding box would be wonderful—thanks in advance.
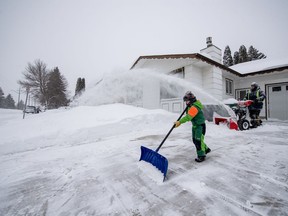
[174,91,211,162]
[244,82,266,128]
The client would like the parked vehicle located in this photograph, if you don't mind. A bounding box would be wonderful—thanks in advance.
[24,106,38,114]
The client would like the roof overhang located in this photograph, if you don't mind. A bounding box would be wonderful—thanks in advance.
[130,53,241,76]
[131,53,288,77]
[241,66,288,77]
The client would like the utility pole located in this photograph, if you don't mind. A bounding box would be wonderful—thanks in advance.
[23,87,29,119]
[17,87,20,109]
[11,87,22,109]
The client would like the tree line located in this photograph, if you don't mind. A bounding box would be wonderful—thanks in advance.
[18,59,70,109]
[0,87,20,109]
[0,59,85,110]
[223,45,266,67]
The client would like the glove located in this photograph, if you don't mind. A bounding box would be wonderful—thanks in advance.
[255,98,262,103]
[174,121,181,128]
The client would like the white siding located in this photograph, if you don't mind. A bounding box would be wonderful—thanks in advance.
[236,70,288,89]
[184,64,203,87]
[203,67,223,101]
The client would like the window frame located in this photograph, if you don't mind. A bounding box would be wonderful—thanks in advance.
[225,78,234,96]
[235,88,250,100]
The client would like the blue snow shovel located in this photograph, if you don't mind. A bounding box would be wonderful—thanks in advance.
[139,106,188,181]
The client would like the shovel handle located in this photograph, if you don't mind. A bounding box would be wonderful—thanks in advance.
[155,106,188,152]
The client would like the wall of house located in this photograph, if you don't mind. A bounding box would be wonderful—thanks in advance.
[224,69,288,119]
[203,66,223,101]
[236,70,288,89]
[184,64,203,87]
[184,65,223,101]
[236,70,288,118]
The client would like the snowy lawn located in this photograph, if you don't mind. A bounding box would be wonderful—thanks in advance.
[0,105,288,216]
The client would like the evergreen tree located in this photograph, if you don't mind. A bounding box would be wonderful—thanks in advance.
[75,77,86,96]
[258,52,266,59]
[17,100,25,110]
[4,94,16,109]
[248,46,267,60]
[0,87,5,108]
[223,46,234,67]
[248,46,258,61]
[81,78,85,92]
[230,45,267,65]
[238,45,248,63]
[75,78,82,96]
[46,67,69,109]
[233,51,240,65]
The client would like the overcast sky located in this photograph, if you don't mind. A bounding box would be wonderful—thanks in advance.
[1,0,288,102]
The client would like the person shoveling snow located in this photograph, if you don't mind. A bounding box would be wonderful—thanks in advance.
[175,91,211,162]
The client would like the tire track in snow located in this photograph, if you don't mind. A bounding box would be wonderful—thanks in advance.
[208,188,263,216]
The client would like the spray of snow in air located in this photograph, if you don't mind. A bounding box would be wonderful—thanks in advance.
[72,68,222,107]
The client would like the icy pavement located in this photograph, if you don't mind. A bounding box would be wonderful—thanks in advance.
[0,106,288,216]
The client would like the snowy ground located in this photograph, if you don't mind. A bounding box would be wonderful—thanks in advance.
[0,105,288,216]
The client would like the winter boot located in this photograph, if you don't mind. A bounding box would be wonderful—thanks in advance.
[195,156,206,163]
[205,148,211,154]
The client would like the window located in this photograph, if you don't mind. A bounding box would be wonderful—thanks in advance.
[225,78,233,95]
[169,67,184,79]
[236,89,249,100]
[272,86,281,92]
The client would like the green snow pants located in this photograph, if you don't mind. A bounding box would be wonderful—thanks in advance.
[192,123,209,157]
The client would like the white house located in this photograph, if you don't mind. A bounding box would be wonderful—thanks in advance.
[130,37,288,120]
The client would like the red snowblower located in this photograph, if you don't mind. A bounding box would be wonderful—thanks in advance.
[231,100,263,130]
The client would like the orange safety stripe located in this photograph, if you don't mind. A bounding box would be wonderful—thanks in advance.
[188,106,199,118]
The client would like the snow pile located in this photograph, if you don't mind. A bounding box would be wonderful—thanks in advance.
[222,98,238,105]
[0,104,175,155]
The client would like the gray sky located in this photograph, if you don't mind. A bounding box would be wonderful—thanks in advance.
[1,0,288,102]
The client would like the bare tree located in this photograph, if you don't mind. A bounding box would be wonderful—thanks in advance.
[18,59,49,105]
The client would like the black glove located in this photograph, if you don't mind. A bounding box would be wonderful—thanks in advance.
[257,97,264,102]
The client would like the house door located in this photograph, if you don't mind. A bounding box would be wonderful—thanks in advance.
[268,83,288,120]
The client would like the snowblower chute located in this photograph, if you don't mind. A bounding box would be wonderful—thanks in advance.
[139,106,188,181]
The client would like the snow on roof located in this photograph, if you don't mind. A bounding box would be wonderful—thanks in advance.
[131,53,240,76]
[229,57,288,74]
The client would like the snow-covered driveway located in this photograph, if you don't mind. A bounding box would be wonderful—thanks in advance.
[0,105,287,216]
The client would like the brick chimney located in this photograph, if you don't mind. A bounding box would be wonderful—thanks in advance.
[200,37,222,63]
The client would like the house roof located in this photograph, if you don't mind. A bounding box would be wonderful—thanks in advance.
[131,53,288,77]
[130,53,241,76]
[229,58,288,76]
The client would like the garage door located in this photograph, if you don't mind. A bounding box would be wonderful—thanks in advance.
[160,98,184,113]
[268,83,288,120]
